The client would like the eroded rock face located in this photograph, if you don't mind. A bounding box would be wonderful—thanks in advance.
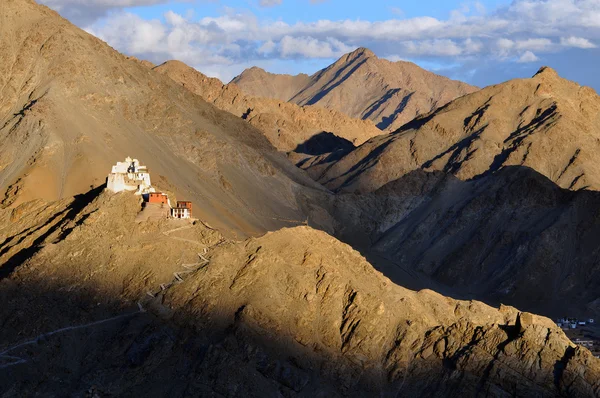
[328,167,600,318]
[164,227,600,396]
[1,191,598,396]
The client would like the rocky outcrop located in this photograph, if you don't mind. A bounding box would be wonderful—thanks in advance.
[327,166,600,318]
[232,48,478,132]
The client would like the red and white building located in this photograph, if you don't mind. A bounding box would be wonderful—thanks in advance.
[171,201,192,219]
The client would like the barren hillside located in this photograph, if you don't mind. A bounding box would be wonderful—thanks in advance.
[0,0,330,238]
[3,1,600,396]
[1,189,598,396]
[319,67,600,193]
[328,167,600,318]
[154,60,382,153]
[233,48,478,132]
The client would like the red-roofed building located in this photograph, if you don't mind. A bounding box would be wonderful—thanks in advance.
[148,192,170,205]
[172,201,192,219]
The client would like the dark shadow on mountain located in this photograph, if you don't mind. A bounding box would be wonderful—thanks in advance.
[0,184,105,281]
[294,132,355,156]
[478,103,559,179]
[331,165,600,320]
[292,59,368,107]
[0,275,586,397]
[375,91,415,131]
[392,100,455,134]
[363,88,401,120]
[321,138,394,192]
[0,180,597,396]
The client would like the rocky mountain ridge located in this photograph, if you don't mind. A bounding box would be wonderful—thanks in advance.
[232,48,478,132]
[0,0,331,238]
[317,66,600,194]
[1,188,599,396]
[2,1,600,396]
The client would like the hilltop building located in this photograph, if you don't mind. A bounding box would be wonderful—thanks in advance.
[107,157,193,220]
[172,201,192,219]
[148,192,171,206]
[107,157,153,195]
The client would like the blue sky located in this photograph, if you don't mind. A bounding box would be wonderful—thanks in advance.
[41,0,600,89]
[127,0,508,22]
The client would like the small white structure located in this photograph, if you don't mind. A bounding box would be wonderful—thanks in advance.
[570,323,578,329]
[589,319,595,324]
[107,157,154,195]
[579,321,587,327]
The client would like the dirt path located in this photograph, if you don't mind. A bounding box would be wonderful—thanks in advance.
[0,310,141,370]
[162,224,206,245]
[1,223,217,370]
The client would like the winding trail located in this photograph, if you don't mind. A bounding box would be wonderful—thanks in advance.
[1,222,219,370]
[0,310,142,370]
[146,222,214,299]
[162,225,205,245]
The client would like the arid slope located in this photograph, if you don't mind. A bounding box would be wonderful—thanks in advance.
[1,189,598,396]
[320,67,600,193]
[329,167,600,317]
[0,0,329,238]
[154,60,382,153]
[233,48,477,132]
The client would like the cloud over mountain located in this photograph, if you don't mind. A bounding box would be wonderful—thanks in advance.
[49,0,600,83]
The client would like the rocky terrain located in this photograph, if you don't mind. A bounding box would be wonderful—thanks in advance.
[232,48,477,132]
[327,167,600,318]
[0,0,332,238]
[319,67,600,194]
[3,0,600,396]
[153,60,382,154]
[1,188,599,396]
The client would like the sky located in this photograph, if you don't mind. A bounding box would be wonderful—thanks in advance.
[40,0,600,89]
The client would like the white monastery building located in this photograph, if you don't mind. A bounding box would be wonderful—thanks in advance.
[106,157,193,220]
[107,157,154,195]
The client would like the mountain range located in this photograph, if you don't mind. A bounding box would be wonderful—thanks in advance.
[0,0,334,238]
[232,48,478,132]
[153,60,382,154]
[2,0,600,396]
[318,66,600,193]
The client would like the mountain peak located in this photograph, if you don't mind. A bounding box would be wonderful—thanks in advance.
[534,66,560,80]
[348,47,377,59]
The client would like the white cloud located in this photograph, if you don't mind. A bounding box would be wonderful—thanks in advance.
[402,40,464,56]
[257,40,277,54]
[561,36,597,49]
[518,51,539,63]
[279,36,353,58]
[75,0,600,83]
[259,0,282,7]
[40,0,174,25]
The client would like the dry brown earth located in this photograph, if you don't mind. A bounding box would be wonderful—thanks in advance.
[319,67,600,194]
[233,48,477,132]
[154,60,382,153]
[1,189,598,396]
[0,0,331,238]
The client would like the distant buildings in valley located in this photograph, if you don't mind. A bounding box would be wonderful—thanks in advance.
[556,317,595,329]
[107,157,192,219]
